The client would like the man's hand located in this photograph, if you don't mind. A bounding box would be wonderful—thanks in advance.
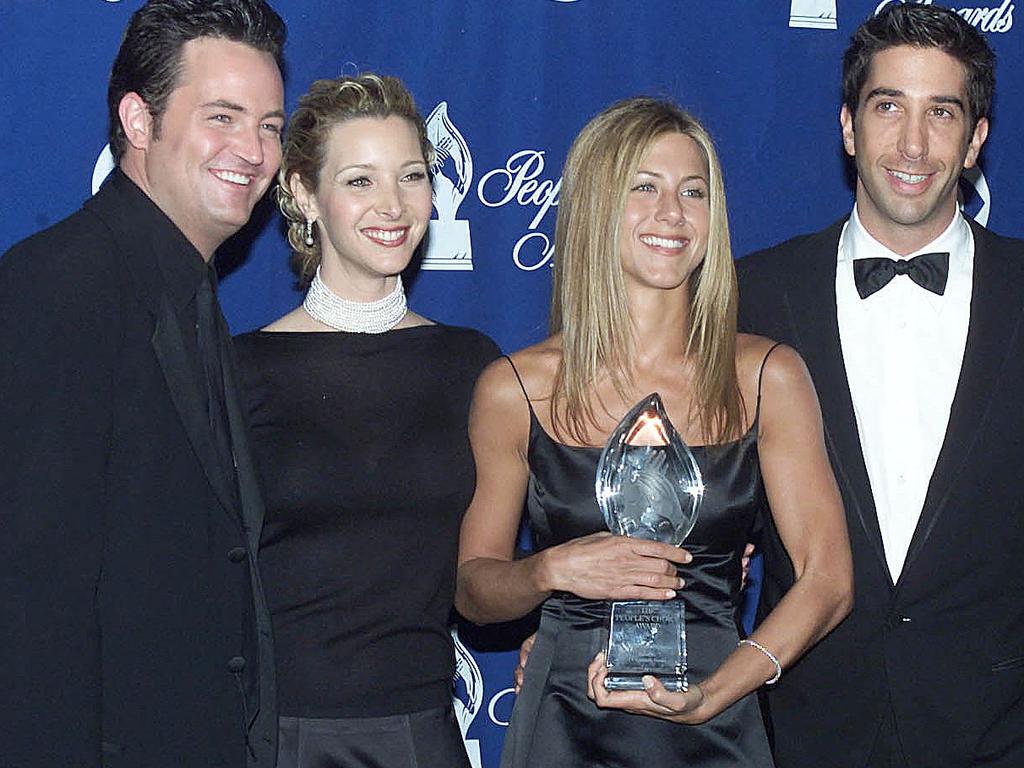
[513,633,536,694]
[741,542,755,590]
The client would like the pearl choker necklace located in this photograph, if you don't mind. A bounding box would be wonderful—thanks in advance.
[302,266,407,333]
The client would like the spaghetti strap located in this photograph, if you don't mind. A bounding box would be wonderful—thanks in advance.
[754,342,784,423]
[503,354,539,421]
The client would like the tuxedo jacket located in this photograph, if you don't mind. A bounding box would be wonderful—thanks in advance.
[738,218,1024,768]
[0,172,276,767]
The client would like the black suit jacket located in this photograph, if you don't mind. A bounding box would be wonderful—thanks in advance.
[0,172,276,767]
[737,218,1024,768]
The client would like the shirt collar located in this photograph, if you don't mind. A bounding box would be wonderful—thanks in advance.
[104,169,212,309]
[840,204,972,268]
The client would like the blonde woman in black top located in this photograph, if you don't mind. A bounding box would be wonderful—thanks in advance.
[235,74,498,768]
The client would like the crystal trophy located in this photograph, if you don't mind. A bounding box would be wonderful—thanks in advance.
[595,393,704,692]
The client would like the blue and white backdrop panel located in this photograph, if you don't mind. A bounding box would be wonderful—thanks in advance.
[2,1,1021,765]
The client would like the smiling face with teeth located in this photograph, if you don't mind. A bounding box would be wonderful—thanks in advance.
[840,44,988,255]
[618,131,710,295]
[290,115,432,300]
[120,37,285,260]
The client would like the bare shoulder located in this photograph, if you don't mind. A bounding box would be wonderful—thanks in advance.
[737,335,820,440]
[736,333,809,389]
[473,337,560,428]
[502,336,562,400]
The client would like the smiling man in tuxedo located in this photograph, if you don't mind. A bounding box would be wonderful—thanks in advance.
[738,5,1024,768]
[0,1,286,765]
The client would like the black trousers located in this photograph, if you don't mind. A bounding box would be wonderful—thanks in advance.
[867,703,911,768]
[277,705,471,768]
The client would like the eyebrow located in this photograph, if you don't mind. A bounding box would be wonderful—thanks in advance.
[863,87,965,110]
[334,159,428,174]
[636,170,708,183]
[201,100,286,121]
[337,159,430,171]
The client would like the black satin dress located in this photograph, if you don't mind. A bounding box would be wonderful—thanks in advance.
[501,361,776,768]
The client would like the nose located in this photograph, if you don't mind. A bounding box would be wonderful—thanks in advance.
[655,192,685,225]
[234,124,265,167]
[898,111,928,161]
[374,179,403,218]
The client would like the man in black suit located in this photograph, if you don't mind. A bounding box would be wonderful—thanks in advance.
[739,5,1023,768]
[0,1,286,765]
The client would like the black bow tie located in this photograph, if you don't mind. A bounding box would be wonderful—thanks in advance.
[852,252,949,299]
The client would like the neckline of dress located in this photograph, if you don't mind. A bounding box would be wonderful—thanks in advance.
[252,322,443,338]
[530,409,759,453]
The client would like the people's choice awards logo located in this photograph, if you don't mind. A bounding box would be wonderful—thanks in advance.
[451,628,485,768]
[790,0,838,28]
[424,98,561,273]
[477,150,560,272]
[92,144,115,195]
[961,166,991,226]
[873,0,1014,31]
[425,102,474,271]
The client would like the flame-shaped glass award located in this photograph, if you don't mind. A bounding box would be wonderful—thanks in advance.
[595,393,704,692]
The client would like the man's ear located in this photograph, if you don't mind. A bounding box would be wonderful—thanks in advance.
[118,92,154,151]
[963,117,989,170]
[840,104,856,158]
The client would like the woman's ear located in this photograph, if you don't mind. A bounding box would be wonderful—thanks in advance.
[289,173,319,222]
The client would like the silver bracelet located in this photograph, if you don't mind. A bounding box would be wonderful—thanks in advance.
[737,638,782,685]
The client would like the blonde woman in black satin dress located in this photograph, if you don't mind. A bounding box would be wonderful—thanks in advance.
[455,98,853,767]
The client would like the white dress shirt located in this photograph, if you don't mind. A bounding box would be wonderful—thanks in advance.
[836,206,973,581]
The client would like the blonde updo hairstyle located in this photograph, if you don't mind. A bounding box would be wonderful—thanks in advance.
[277,73,435,285]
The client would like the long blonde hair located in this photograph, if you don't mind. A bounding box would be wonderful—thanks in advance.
[550,97,742,444]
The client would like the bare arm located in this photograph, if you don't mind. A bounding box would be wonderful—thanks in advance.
[588,344,853,722]
[456,356,691,625]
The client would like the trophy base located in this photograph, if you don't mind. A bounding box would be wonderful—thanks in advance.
[603,672,688,692]
[605,600,688,693]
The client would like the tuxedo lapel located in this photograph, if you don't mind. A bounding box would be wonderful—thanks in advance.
[151,297,239,516]
[220,323,268,728]
[783,221,890,581]
[899,222,1024,582]
[92,172,241,518]
[220,314,265,552]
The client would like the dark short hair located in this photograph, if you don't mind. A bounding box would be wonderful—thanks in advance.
[842,3,995,128]
[107,0,286,161]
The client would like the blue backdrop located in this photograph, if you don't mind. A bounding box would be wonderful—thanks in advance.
[2,1,1021,765]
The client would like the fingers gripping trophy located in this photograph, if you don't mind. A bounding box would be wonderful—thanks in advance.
[596,393,704,692]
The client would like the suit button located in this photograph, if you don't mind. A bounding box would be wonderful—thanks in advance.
[887,614,912,629]
[227,547,246,563]
[227,656,246,674]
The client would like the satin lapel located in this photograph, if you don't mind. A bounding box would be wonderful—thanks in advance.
[899,223,1024,583]
[151,296,238,515]
[220,317,265,552]
[219,320,266,728]
[784,223,891,582]
[90,171,239,517]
